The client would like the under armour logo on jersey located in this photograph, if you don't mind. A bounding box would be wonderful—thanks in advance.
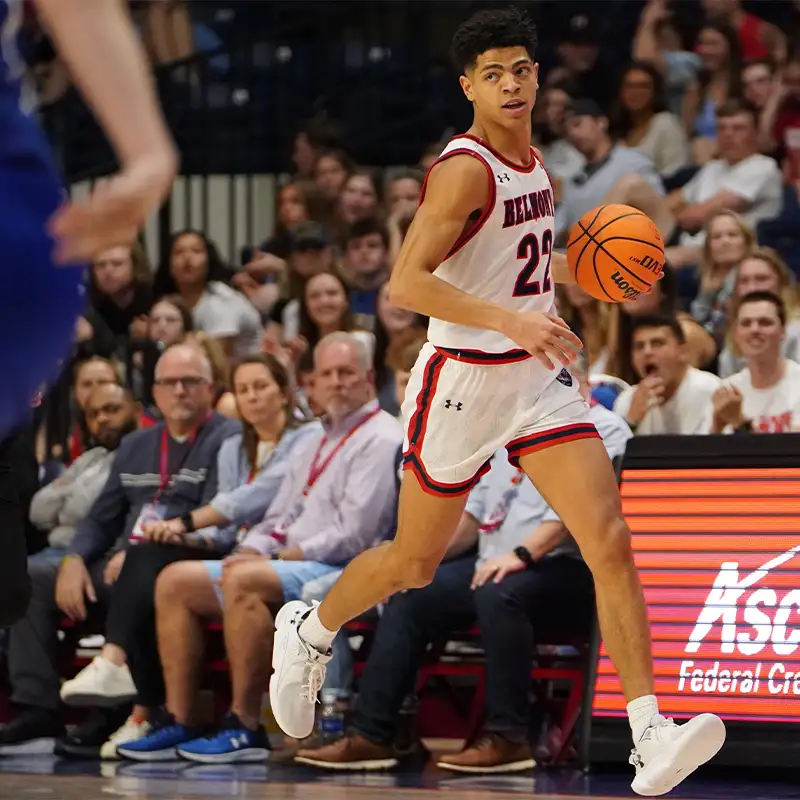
[497,173,511,183]
[444,400,463,410]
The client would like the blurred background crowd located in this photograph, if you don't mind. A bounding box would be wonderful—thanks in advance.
[1,0,798,777]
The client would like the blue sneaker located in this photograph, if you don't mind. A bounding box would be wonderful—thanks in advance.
[177,713,271,764]
[117,712,201,762]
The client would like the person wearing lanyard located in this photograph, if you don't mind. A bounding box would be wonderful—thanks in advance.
[116,332,402,764]
[294,361,632,774]
[0,345,237,760]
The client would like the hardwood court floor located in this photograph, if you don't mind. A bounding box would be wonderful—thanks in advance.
[0,757,795,800]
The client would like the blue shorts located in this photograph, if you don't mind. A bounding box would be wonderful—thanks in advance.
[203,559,340,606]
[0,91,85,433]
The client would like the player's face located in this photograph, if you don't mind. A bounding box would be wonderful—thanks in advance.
[631,326,685,385]
[735,301,784,359]
[736,258,780,297]
[461,47,538,126]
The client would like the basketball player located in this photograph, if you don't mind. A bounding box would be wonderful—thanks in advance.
[0,0,175,627]
[0,0,176,437]
[269,9,725,794]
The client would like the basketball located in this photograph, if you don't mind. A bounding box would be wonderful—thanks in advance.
[566,204,664,303]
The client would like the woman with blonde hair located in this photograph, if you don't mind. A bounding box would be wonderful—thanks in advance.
[718,247,800,377]
[689,210,755,337]
[557,283,613,375]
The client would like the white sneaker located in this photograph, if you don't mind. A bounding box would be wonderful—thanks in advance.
[269,601,332,740]
[100,716,152,760]
[60,656,137,707]
[630,713,726,796]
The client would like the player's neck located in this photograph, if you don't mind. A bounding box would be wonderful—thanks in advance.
[469,120,532,167]
[749,355,785,389]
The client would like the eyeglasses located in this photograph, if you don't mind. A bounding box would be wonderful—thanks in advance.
[154,376,208,389]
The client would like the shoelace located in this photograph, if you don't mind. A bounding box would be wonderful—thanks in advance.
[630,716,680,765]
[300,662,327,703]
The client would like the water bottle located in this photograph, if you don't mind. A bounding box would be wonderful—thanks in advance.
[319,689,345,742]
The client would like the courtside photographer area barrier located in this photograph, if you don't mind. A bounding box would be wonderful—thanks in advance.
[585,434,800,771]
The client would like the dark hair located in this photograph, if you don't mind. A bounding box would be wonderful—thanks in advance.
[736,290,786,326]
[345,216,389,249]
[275,179,330,236]
[373,281,425,390]
[297,116,345,152]
[611,62,668,139]
[342,168,382,204]
[313,149,356,179]
[716,97,759,127]
[697,23,743,98]
[153,230,235,298]
[389,168,425,190]
[231,354,298,474]
[298,271,354,350]
[151,294,194,337]
[450,7,538,73]
[630,313,686,345]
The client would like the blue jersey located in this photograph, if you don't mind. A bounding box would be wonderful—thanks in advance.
[0,0,85,434]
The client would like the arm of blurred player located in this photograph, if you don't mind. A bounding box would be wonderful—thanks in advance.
[37,0,177,260]
[389,155,581,369]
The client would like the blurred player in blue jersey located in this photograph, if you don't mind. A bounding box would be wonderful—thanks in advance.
[0,0,176,626]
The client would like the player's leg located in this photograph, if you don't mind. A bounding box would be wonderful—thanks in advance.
[517,436,725,795]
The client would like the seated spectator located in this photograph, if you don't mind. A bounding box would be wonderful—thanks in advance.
[613,315,721,435]
[718,248,800,377]
[666,100,783,264]
[558,283,611,374]
[761,53,800,196]
[710,291,800,433]
[30,384,138,556]
[292,350,628,773]
[57,355,312,758]
[742,58,777,119]
[291,117,346,179]
[154,230,262,361]
[0,345,238,757]
[690,210,755,332]
[335,170,381,241]
[313,149,355,202]
[555,99,666,244]
[116,333,402,763]
[340,219,390,332]
[612,62,691,178]
[681,23,742,163]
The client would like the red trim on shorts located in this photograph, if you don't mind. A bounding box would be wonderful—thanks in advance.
[406,352,446,451]
[506,423,600,467]
[456,133,538,173]
[419,147,497,261]
[402,451,492,497]
[434,345,531,365]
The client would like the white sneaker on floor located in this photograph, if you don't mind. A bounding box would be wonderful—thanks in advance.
[268,601,331,740]
[60,656,137,707]
[630,713,726,796]
[100,716,152,760]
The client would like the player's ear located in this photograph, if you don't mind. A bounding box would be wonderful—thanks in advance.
[459,74,474,102]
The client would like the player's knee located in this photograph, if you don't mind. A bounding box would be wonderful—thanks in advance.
[0,575,31,628]
[581,515,634,575]
[383,543,438,592]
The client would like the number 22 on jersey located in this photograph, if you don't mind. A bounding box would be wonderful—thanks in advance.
[513,229,553,297]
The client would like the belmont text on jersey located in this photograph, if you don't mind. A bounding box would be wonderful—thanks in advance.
[421,133,557,359]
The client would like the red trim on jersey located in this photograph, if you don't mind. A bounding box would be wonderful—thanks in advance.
[457,133,537,173]
[402,451,491,497]
[419,147,497,261]
[406,351,446,452]
[434,345,531,365]
[506,423,600,467]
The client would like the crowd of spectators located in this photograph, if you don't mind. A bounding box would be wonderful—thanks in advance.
[1,0,799,778]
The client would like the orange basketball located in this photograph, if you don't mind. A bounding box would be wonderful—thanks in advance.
[566,204,664,303]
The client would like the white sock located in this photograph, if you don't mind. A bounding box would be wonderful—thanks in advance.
[298,607,337,652]
[627,695,660,743]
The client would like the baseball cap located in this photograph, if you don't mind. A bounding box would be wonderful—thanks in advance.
[291,221,329,251]
[560,14,599,46]
[566,98,606,119]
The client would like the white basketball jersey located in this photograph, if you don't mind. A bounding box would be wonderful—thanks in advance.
[424,134,557,356]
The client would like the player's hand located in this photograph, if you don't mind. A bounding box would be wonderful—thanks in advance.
[712,384,744,428]
[626,374,665,425]
[471,552,526,588]
[55,557,96,622]
[49,153,177,264]
[502,311,582,370]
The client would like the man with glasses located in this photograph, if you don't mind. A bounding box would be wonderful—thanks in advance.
[0,344,238,756]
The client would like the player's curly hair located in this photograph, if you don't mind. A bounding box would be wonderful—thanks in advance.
[450,7,538,74]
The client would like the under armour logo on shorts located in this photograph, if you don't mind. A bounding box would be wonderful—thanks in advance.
[444,400,463,410]
[556,369,573,387]
[497,173,511,183]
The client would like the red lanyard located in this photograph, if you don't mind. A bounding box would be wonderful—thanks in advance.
[154,416,210,502]
[304,408,380,493]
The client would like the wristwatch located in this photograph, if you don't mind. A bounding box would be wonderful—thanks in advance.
[180,512,196,533]
[514,546,535,570]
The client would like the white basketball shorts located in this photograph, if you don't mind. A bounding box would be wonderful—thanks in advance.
[401,343,599,496]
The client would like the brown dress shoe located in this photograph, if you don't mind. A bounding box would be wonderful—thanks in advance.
[294,733,398,770]
[436,733,536,773]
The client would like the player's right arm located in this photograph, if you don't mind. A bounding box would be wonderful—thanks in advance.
[389,155,582,369]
